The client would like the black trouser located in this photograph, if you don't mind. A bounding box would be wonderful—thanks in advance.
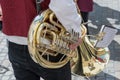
[80,11,89,35]
[7,41,71,80]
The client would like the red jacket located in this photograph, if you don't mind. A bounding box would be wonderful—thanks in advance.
[1,0,92,37]
[77,0,93,12]
[0,0,50,37]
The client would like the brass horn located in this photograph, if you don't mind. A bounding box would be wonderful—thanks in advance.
[71,35,110,77]
[28,9,110,77]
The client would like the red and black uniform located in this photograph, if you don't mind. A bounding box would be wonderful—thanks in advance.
[77,0,93,34]
[0,0,71,80]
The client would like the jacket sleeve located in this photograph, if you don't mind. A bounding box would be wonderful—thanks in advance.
[49,0,82,37]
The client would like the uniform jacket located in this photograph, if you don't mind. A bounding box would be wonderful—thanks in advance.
[0,0,50,37]
[0,0,91,37]
[77,0,93,12]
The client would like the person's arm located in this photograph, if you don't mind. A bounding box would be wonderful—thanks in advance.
[49,0,82,50]
[0,4,2,21]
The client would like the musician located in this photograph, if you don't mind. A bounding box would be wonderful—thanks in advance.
[77,0,93,34]
[0,0,82,80]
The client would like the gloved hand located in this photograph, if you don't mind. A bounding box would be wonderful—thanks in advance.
[69,38,82,50]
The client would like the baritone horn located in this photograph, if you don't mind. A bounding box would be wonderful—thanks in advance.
[28,9,110,77]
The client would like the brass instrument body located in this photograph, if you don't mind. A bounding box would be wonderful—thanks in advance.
[28,9,110,77]
[28,9,86,68]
